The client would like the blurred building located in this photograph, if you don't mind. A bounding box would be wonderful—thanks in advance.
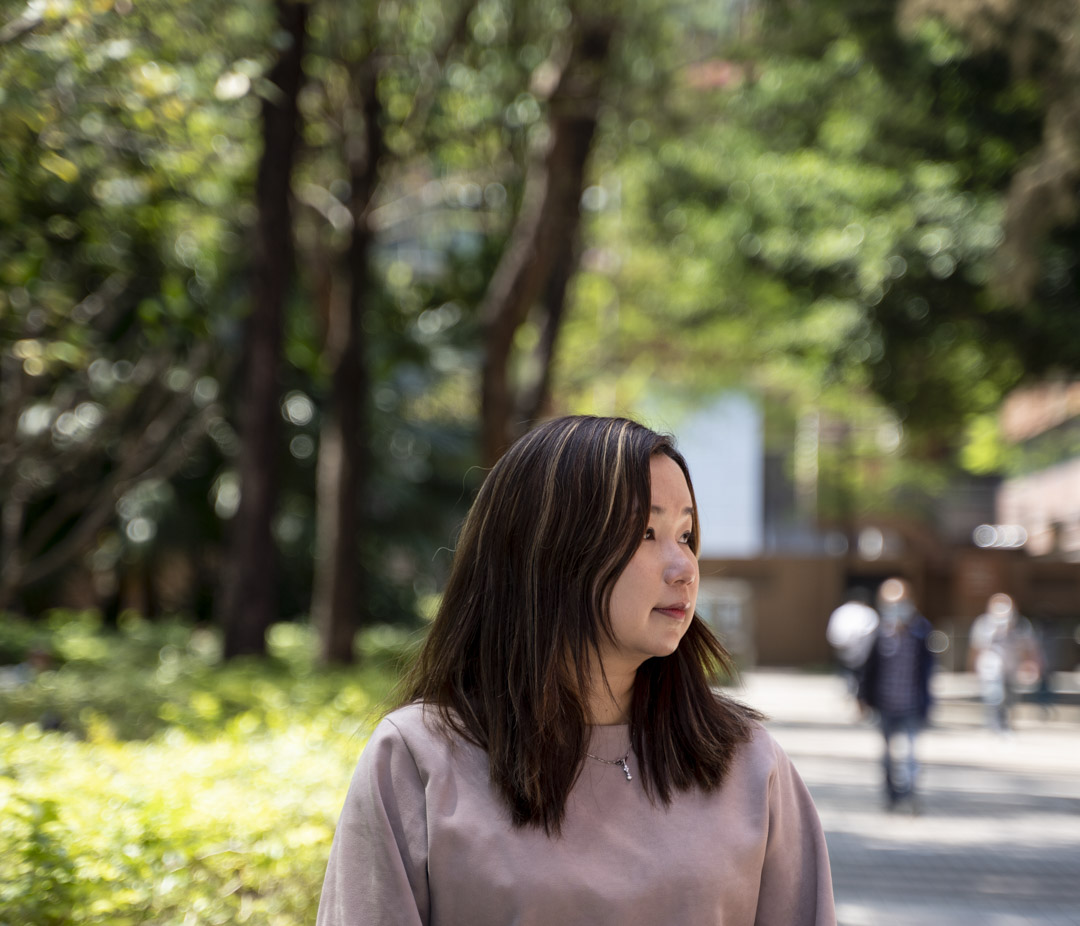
[996,381,1080,559]
[676,391,1080,671]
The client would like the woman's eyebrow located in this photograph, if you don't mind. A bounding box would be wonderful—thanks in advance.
[650,505,695,517]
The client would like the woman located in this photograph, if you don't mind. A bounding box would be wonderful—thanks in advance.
[317,416,835,926]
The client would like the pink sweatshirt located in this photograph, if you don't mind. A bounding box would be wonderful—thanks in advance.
[317,702,835,926]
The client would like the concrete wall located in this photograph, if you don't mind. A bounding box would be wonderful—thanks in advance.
[700,557,844,667]
[701,548,1080,669]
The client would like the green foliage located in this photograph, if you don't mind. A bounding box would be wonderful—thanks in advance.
[579,4,1037,415]
[0,720,365,925]
[959,412,1014,475]
[0,0,269,613]
[0,614,409,740]
[4,0,1080,634]
[0,619,403,925]
[554,0,1076,515]
[0,616,47,667]
[0,0,490,626]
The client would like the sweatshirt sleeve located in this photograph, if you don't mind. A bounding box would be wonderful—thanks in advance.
[753,736,836,926]
[316,716,431,926]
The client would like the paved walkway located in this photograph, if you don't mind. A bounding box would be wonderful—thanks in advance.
[726,670,1080,926]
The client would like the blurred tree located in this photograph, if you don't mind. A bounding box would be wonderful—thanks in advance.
[559,0,1077,491]
[0,0,262,614]
[0,0,629,640]
[297,0,617,659]
[307,37,381,666]
[10,0,1078,644]
[299,0,479,663]
[743,0,1080,466]
[901,0,1080,307]
[219,0,310,658]
[478,9,615,465]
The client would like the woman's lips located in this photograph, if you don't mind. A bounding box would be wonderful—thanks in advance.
[654,604,690,619]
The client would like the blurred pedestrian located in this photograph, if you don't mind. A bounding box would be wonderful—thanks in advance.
[825,587,879,698]
[857,578,934,813]
[1032,621,1057,719]
[968,593,1039,732]
[317,416,836,926]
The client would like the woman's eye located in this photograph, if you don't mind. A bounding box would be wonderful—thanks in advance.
[643,527,655,540]
[680,532,692,544]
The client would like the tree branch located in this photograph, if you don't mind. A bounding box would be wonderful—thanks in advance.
[400,0,479,140]
[18,386,214,589]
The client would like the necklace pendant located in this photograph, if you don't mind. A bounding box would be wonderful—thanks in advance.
[586,750,633,782]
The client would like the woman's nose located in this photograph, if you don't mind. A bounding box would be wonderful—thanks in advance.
[664,546,697,586]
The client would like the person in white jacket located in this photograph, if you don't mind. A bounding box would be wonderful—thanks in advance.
[969,592,1039,732]
[826,587,879,696]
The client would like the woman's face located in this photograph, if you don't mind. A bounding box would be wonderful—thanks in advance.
[600,454,699,679]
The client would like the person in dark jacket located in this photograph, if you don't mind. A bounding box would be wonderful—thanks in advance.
[857,577,934,813]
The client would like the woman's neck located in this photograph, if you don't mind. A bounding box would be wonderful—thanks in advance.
[586,663,634,725]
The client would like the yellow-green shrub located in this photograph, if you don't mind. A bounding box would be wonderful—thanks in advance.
[0,620,408,926]
[0,704,382,924]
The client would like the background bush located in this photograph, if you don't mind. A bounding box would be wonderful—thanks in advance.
[0,617,407,926]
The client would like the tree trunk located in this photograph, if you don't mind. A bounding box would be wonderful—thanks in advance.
[220,0,308,658]
[311,60,383,665]
[478,17,614,466]
[0,490,26,611]
[518,223,578,425]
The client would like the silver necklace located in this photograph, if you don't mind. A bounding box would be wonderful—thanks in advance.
[586,749,632,781]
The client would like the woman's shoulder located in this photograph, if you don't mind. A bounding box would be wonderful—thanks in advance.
[368,701,481,771]
[712,692,789,775]
[373,701,446,748]
[379,700,432,731]
[743,717,786,764]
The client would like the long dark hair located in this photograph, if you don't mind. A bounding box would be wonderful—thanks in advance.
[398,416,758,833]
